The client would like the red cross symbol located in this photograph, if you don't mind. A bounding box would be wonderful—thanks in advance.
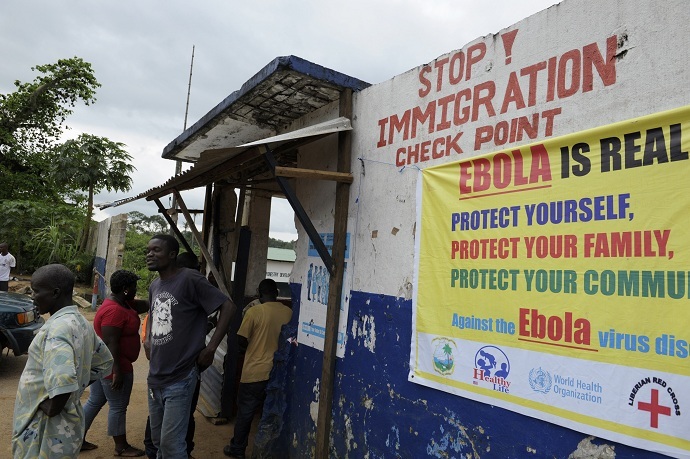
[638,388,671,428]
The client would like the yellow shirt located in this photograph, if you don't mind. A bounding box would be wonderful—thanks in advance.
[238,301,292,383]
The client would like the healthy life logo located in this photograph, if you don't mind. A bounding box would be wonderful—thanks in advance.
[432,337,457,376]
[473,345,511,393]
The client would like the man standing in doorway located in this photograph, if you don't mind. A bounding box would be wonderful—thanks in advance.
[0,242,16,292]
[224,279,292,458]
[145,234,237,458]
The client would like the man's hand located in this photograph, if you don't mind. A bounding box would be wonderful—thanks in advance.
[197,346,216,372]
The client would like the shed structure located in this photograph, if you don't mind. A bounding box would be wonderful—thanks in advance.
[111,1,690,457]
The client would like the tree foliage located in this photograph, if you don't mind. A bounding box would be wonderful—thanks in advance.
[0,199,85,272]
[269,237,295,250]
[0,57,100,200]
[128,211,168,235]
[52,134,134,251]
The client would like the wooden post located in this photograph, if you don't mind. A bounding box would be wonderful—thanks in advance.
[174,190,231,298]
[315,88,353,458]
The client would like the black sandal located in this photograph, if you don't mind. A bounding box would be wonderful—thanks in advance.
[114,445,146,457]
[81,440,98,451]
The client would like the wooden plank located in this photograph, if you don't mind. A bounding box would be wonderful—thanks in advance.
[263,147,335,274]
[174,190,232,298]
[274,166,353,183]
[153,198,194,255]
[315,88,353,458]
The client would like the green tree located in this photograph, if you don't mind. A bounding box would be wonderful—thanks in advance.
[0,57,100,199]
[0,199,84,272]
[52,134,135,251]
[128,210,168,235]
[268,237,295,250]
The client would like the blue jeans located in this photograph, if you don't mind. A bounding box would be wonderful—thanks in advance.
[148,366,198,459]
[83,373,134,437]
[144,378,201,458]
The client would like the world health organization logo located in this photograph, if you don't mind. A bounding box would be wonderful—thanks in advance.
[529,367,552,394]
[432,337,457,376]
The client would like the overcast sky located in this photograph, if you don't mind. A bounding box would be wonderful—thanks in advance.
[1,0,557,241]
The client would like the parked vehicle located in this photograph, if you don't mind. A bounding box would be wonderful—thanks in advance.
[0,291,44,357]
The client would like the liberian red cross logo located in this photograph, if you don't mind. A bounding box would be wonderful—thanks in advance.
[638,388,671,428]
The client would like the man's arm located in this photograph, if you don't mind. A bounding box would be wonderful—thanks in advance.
[38,393,71,417]
[197,299,236,370]
[237,335,249,354]
[131,298,150,314]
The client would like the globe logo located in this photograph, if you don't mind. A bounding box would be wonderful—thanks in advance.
[529,367,552,394]
[432,337,457,375]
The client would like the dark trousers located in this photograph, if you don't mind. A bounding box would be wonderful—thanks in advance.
[145,378,201,458]
[0,281,8,292]
[228,380,268,456]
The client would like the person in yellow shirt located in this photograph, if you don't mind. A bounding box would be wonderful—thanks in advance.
[223,279,292,459]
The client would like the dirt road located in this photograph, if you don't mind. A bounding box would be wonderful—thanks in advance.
[1,306,252,458]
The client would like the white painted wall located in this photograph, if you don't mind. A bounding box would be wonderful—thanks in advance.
[288,0,690,299]
[345,0,690,297]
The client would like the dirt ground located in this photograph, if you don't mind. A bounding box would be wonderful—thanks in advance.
[1,277,256,458]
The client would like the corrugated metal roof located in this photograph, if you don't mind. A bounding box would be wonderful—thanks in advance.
[100,116,354,209]
[267,247,296,262]
[162,55,370,163]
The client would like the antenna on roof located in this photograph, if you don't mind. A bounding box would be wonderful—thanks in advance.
[183,45,195,133]
[170,45,195,233]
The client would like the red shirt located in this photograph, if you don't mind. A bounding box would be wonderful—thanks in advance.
[94,298,141,376]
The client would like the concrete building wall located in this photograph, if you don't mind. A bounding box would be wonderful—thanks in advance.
[284,1,690,457]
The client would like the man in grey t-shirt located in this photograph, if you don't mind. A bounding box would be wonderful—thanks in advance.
[145,234,236,458]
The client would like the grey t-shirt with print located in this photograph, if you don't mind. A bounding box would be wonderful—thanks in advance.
[147,267,228,388]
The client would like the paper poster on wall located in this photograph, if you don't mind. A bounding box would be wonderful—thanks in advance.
[298,233,350,358]
[410,105,690,458]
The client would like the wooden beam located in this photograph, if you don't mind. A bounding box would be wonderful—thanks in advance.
[263,147,335,275]
[153,198,194,255]
[173,190,231,298]
[274,166,353,183]
[315,88,353,458]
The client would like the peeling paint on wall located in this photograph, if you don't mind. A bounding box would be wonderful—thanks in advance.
[309,378,320,425]
[344,414,357,453]
[568,437,616,459]
[351,313,376,353]
[385,425,400,452]
[397,278,413,300]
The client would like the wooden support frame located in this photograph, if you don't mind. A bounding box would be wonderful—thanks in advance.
[153,198,194,255]
[315,88,353,458]
[173,190,231,298]
[262,147,335,275]
[274,166,353,183]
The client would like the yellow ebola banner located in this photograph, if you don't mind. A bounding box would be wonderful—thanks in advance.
[411,105,690,458]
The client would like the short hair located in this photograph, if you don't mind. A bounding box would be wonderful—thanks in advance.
[33,264,75,296]
[177,252,200,270]
[258,278,279,296]
[110,270,140,294]
[150,234,179,255]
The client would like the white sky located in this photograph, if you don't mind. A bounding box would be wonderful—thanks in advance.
[1,0,558,241]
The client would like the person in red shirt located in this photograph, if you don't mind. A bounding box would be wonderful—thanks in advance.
[82,270,149,457]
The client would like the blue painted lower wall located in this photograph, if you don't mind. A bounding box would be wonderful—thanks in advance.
[284,284,665,458]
